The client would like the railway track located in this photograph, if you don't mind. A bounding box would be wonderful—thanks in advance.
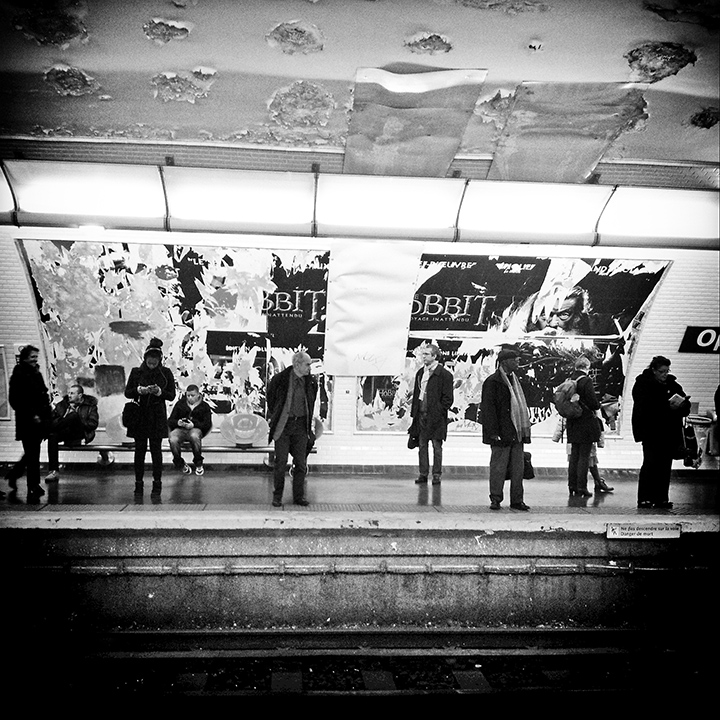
[15,627,714,700]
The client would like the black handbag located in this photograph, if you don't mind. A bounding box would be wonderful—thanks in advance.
[523,451,535,479]
[681,422,700,468]
[407,417,419,449]
[506,451,535,479]
[121,400,140,433]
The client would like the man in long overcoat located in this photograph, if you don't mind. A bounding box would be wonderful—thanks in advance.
[409,344,454,485]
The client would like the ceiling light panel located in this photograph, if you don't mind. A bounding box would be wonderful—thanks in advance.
[164,167,316,234]
[4,160,166,230]
[596,187,719,249]
[316,174,466,239]
[457,180,614,244]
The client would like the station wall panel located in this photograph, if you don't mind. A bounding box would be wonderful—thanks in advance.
[0,230,717,469]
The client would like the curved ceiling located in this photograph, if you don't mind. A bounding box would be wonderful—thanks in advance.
[0,0,718,185]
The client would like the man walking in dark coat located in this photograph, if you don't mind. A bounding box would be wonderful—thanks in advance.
[267,351,318,507]
[481,347,531,511]
[410,344,454,485]
[7,344,52,499]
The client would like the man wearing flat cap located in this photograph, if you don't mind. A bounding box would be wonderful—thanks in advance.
[480,346,531,511]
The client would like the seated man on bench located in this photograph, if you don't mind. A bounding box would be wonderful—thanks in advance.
[167,384,213,476]
[45,384,111,481]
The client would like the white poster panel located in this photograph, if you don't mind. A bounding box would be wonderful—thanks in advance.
[324,241,422,376]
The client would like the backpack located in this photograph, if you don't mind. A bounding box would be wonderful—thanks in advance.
[553,378,583,419]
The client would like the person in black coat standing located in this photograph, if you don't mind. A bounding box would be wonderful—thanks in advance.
[481,347,531,511]
[266,351,318,507]
[124,337,176,495]
[632,355,691,509]
[410,344,454,485]
[7,344,52,500]
[566,355,602,498]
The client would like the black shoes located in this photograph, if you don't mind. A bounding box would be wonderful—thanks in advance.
[294,499,310,506]
[594,479,614,493]
[490,500,501,510]
[134,482,144,494]
[417,475,441,484]
[637,500,673,509]
[27,485,45,499]
[151,482,162,495]
[510,502,530,511]
[272,499,282,507]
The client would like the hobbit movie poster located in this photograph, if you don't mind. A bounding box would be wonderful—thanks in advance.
[18,239,331,439]
[357,254,671,437]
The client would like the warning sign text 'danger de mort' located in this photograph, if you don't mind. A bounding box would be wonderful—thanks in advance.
[606,523,682,539]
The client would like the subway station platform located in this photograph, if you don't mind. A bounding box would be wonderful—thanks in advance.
[2,462,718,633]
[1,461,718,532]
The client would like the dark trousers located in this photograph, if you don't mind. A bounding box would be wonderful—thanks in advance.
[418,413,443,479]
[47,433,83,471]
[168,428,204,467]
[568,442,593,493]
[134,436,163,484]
[273,417,308,502]
[9,436,43,490]
[418,437,443,479]
[489,443,524,505]
[638,440,673,504]
[47,414,85,470]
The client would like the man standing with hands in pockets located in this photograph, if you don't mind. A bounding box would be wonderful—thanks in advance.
[481,346,532,511]
[409,343,454,486]
[267,351,318,507]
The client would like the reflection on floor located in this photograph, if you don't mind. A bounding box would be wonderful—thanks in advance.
[1,463,717,516]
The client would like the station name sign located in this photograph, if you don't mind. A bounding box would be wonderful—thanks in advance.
[678,326,720,353]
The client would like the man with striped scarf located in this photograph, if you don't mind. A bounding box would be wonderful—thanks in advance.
[480,347,532,511]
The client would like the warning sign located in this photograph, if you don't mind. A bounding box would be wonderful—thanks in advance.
[606,523,681,539]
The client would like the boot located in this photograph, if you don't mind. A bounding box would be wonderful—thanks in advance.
[151,480,162,495]
[594,478,614,493]
[134,481,144,494]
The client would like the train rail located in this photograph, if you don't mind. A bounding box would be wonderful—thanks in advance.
[15,626,714,700]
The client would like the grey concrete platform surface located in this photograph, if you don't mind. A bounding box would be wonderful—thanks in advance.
[2,463,718,630]
[2,463,718,533]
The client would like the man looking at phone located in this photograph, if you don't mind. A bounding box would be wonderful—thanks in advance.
[167,384,213,476]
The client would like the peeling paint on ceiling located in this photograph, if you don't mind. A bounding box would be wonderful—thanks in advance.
[487,82,649,182]
[0,0,717,180]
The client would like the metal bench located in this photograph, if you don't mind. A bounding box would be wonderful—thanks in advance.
[55,442,316,462]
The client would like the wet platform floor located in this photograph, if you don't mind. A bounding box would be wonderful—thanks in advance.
[2,463,718,533]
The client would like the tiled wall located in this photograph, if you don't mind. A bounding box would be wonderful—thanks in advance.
[1,228,717,469]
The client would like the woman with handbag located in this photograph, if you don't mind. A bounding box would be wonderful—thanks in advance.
[632,355,691,509]
[565,356,602,498]
[124,337,176,495]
